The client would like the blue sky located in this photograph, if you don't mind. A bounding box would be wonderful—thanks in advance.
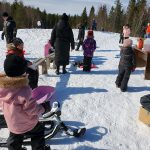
[1,0,131,15]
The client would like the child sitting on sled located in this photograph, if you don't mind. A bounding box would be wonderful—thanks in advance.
[115,39,136,92]
[6,38,39,89]
[0,55,50,150]
[82,30,96,71]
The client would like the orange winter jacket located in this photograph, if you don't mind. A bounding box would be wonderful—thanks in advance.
[146,25,150,34]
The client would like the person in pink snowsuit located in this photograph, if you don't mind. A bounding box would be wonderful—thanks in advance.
[0,55,50,150]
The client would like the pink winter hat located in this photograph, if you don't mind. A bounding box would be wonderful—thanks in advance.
[123,39,133,47]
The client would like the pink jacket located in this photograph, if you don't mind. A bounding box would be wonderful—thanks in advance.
[0,74,44,134]
[123,28,131,38]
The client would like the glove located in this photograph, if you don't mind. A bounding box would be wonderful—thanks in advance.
[41,101,51,114]
[1,33,4,40]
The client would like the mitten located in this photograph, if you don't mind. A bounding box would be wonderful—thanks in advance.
[41,101,51,114]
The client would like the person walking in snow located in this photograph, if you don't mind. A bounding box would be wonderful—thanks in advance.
[51,13,75,75]
[92,19,97,31]
[82,30,96,72]
[1,12,17,44]
[115,39,136,92]
[75,23,85,51]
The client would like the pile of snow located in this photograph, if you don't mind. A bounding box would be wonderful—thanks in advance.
[0,29,150,150]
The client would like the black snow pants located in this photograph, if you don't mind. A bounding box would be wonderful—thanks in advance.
[7,122,45,150]
[26,67,39,89]
[76,40,83,50]
[115,65,131,91]
[83,56,92,71]
[140,94,150,112]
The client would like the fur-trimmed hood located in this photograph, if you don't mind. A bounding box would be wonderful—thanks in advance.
[0,73,29,88]
[0,73,30,103]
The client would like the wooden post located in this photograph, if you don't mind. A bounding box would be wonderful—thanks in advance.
[46,57,50,69]
[145,53,150,80]
[41,60,47,74]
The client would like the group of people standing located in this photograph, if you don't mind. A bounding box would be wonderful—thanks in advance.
[0,12,97,150]
[50,13,96,74]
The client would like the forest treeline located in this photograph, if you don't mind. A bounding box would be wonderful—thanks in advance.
[0,0,150,36]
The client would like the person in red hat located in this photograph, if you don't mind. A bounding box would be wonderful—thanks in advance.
[82,30,96,71]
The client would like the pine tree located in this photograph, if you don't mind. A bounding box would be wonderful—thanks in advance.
[88,6,95,28]
[133,0,147,36]
[97,5,108,30]
[81,7,88,29]
[113,0,123,32]
[108,6,115,31]
[126,0,136,28]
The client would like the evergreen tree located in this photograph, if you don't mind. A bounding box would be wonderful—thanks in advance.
[108,6,115,31]
[81,7,88,29]
[113,0,123,32]
[88,6,95,28]
[126,0,136,28]
[97,5,108,30]
[133,0,147,36]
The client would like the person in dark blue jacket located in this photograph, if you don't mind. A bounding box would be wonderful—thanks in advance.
[1,12,17,44]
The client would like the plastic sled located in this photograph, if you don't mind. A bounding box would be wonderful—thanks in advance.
[32,86,55,104]
[44,41,52,57]
[79,64,98,69]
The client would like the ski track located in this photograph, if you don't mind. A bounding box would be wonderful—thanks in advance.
[0,29,150,150]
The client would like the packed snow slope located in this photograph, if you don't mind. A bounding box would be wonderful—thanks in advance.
[0,29,150,150]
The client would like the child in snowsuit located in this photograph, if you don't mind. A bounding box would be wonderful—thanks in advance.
[6,38,39,89]
[82,30,96,71]
[0,55,50,150]
[115,39,136,92]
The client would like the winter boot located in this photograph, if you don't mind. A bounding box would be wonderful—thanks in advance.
[62,65,67,74]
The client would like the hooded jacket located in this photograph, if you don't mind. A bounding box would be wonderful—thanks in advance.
[51,19,74,66]
[0,74,44,134]
[82,38,96,57]
[119,47,136,68]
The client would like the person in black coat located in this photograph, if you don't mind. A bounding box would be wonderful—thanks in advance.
[75,23,85,51]
[51,13,75,75]
[115,39,136,92]
[1,12,17,44]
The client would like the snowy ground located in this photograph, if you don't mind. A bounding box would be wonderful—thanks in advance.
[0,29,150,150]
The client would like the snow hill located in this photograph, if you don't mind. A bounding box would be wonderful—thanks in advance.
[0,29,150,150]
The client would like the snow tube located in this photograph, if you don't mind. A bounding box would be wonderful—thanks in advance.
[79,64,98,69]
[32,86,55,104]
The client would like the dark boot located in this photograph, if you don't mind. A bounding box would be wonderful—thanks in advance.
[45,145,51,150]
[62,65,67,74]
